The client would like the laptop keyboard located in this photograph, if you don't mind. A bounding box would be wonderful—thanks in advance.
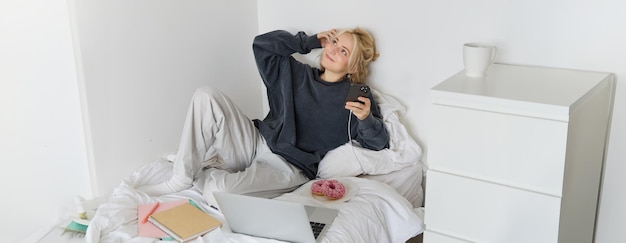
[309,221,326,238]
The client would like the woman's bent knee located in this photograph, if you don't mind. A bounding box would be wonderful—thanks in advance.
[194,86,223,100]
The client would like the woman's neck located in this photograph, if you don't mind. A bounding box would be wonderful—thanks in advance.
[320,71,346,83]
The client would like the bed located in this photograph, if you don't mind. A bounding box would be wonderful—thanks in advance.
[85,91,425,243]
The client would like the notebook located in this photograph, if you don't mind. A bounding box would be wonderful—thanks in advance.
[213,191,339,243]
[148,201,222,242]
[137,199,188,238]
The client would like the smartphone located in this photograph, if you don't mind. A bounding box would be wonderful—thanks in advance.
[345,83,370,103]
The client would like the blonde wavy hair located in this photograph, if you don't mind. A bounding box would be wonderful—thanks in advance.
[322,27,379,84]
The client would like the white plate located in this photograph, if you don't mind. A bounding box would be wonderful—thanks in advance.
[305,179,359,203]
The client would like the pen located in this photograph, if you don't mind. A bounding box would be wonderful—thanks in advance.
[160,236,175,241]
[189,199,219,212]
[141,201,160,224]
[188,199,200,209]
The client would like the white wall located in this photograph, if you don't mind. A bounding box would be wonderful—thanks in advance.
[257,0,625,242]
[0,0,91,241]
[72,0,261,195]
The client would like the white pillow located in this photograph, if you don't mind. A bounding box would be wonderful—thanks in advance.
[317,90,422,178]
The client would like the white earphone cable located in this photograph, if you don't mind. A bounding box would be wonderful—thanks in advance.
[348,110,365,173]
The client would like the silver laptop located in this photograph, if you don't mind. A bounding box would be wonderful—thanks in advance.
[213,191,339,243]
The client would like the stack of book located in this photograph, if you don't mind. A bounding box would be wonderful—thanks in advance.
[138,199,222,242]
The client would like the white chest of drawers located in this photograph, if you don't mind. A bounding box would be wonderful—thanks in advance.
[423,64,615,243]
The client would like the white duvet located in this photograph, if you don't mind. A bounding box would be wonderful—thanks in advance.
[86,160,424,243]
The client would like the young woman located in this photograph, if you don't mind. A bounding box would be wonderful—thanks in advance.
[138,28,389,202]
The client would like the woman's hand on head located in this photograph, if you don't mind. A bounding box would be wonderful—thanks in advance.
[318,29,337,47]
[345,97,371,120]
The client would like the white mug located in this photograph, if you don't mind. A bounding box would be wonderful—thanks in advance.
[463,43,497,77]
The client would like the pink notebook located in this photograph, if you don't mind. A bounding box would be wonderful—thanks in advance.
[137,199,188,238]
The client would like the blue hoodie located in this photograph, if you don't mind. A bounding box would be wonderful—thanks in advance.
[252,30,389,179]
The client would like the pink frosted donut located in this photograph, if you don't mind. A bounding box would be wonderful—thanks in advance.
[311,180,327,196]
[322,180,346,200]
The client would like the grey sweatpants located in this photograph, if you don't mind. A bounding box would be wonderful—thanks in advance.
[174,86,309,204]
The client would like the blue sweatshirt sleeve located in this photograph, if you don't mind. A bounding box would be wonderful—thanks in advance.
[355,97,390,151]
[253,30,321,89]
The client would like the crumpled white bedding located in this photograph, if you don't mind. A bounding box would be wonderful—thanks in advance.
[86,89,425,242]
[276,178,424,243]
[85,160,424,243]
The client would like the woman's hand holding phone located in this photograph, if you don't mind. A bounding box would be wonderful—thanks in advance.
[346,97,371,120]
[345,84,371,120]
